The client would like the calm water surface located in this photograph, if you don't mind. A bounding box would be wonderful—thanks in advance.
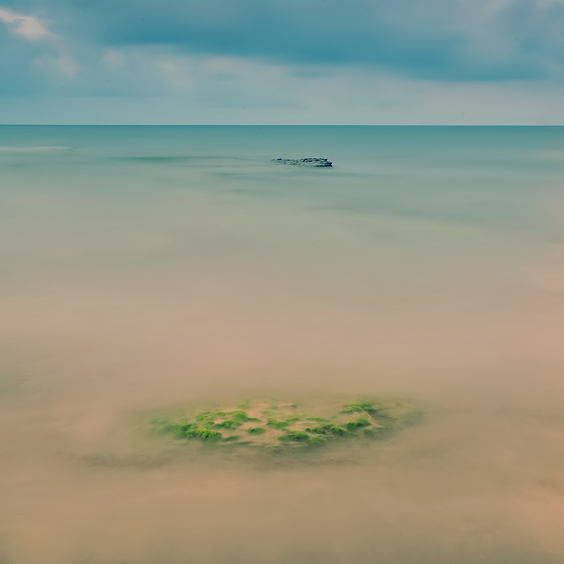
[1,126,564,563]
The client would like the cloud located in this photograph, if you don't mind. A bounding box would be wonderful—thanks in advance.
[0,4,79,85]
[33,52,79,78]
[2,0,564,86]
[0,6,52,39]
[2,66,564,125]
[24,0,562,81]
[101,49,127,69]
[0,0,564,123]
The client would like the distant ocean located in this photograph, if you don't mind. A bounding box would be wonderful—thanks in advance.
[2,126,564,564]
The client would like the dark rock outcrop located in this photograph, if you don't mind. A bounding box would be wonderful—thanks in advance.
[272,157,332,167]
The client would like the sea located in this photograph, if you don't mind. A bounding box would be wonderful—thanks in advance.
[1,125,564,563]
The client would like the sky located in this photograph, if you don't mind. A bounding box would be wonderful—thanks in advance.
[0,0,564,124]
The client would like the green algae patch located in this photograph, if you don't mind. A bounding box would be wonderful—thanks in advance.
[153,398,420,453]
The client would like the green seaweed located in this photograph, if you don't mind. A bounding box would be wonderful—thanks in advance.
[195,410,226,422]
[285,416,301,423]
[160,423,223,441]
[152,397,419,455]
[214,419,241,429]
[229,410,260,422]
[192,427,222,441]
[247,427,266,435]
[309,436,327,445]
[309,424,347,436]
[346,418,371,431]
[282,431,310,441]
[266,416,301,429]
[266,418,290,429]
[340,402,377,414]
[159,423,196,438]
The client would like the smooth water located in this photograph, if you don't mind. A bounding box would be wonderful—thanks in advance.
[1,126,564,563]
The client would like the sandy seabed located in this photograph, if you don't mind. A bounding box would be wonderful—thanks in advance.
[1,126,564,563]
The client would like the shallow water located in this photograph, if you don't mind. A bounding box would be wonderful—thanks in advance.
[1,126,564,563]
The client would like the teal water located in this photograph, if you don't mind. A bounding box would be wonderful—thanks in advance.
[1,126,564,563]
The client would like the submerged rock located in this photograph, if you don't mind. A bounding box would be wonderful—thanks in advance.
[152,398,420,454]
[272,157,332,167]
